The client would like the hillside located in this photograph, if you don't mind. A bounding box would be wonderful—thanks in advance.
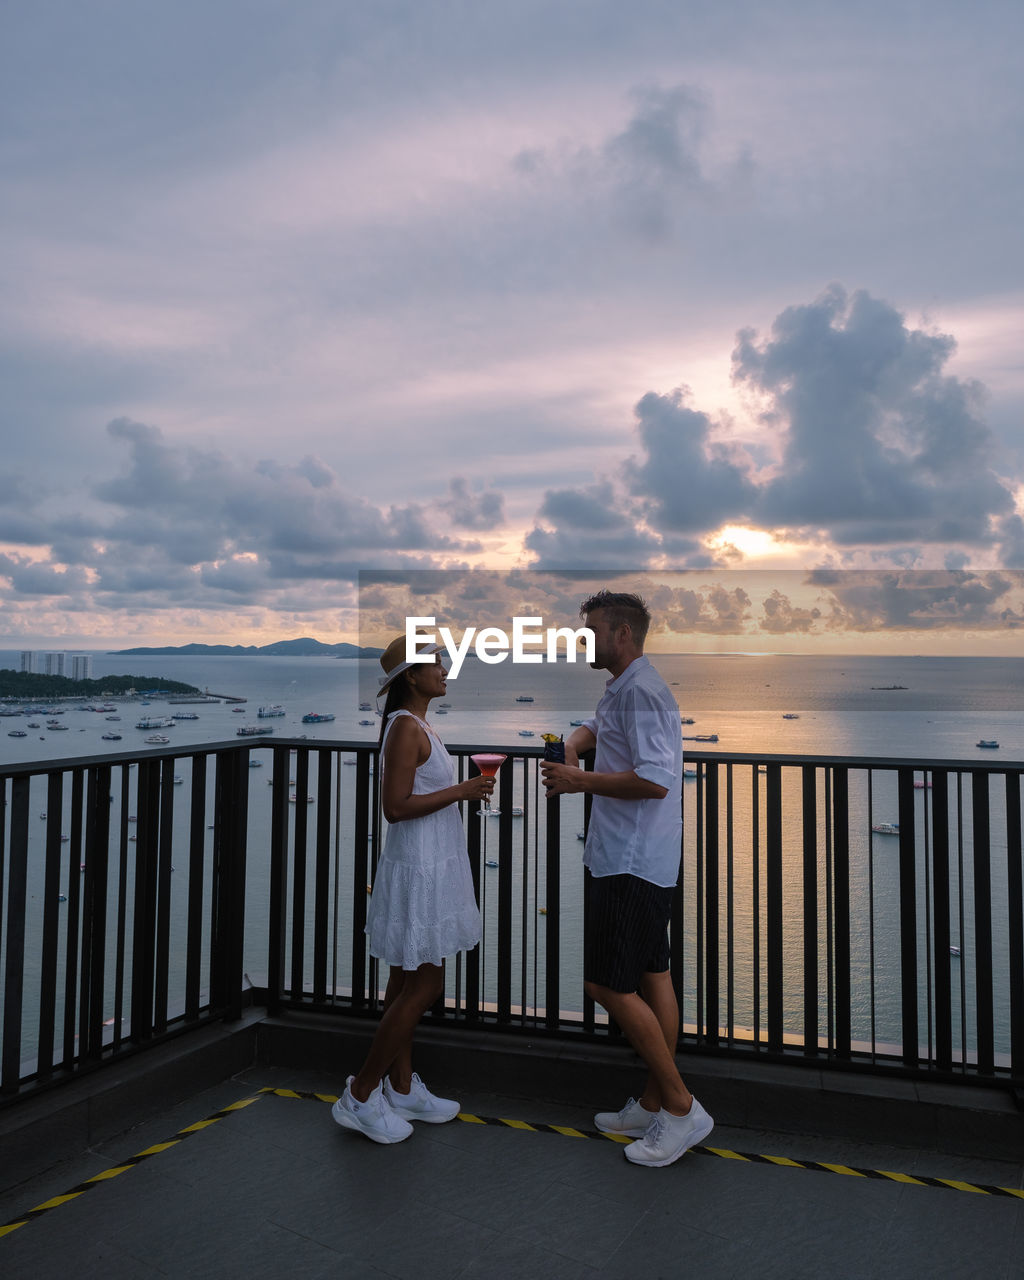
[110,637,383,658]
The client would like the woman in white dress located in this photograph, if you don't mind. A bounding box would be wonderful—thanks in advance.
[332,637,491,1145]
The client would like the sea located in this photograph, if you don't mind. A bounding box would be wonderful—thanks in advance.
[2,650,1022,1064]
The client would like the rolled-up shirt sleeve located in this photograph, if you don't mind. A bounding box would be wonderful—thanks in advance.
[623,686,677,792]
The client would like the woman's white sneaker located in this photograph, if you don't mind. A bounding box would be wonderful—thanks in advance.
[594,1097,658,1138]
[383,1072,460,1123]
[331,1076,414,1144]
[624,1099,714,1167]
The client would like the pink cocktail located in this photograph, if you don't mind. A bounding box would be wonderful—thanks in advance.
[471,753,506,816]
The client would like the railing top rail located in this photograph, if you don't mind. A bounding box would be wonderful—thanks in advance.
[2,737,1023,781]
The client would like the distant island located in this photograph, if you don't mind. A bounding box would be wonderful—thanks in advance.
[0,671,201,698]
[109,637,384,658]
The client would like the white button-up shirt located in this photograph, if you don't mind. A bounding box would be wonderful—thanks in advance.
[582,655,683,887]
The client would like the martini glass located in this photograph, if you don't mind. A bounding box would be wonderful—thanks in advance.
[470,753,506,817]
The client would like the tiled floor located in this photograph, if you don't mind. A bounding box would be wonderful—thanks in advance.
[1,1065,1022,1279]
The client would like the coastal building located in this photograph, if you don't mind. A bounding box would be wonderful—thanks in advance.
[70,653,93,680]
[18,650,37,673]
[42,651,66,676]
[19,650,93,679]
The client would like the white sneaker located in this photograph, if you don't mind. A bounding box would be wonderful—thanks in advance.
[594,1097,658,1138]
[383,1072,460,1124]
[624,1099,714,1167]
[331,1076,414,1144]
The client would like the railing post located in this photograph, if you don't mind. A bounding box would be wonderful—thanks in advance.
[832,767,851,1061]
[972,771,994,1076]
[267,745,290,1014]
[704,762,720,1048]
[802,765,818,1057]
[1007,771,1023,1082]
[766,765,784,1053]
[897,767,919,1068]
[1,777,29,1095]
[931,771,953,1072]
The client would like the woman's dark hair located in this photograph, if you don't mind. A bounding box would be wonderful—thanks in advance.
[377,669,414,746]
[579,589,651,647]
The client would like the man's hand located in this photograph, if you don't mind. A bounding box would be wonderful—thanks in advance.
[540,760,586,797]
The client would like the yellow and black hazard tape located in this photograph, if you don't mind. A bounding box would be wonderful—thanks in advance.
[0,1092,265,1240]
[3,1084,1022,1242]
[268,1088,1024,1201]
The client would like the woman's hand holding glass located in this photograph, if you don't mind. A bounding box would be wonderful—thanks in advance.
[460,775,495,804]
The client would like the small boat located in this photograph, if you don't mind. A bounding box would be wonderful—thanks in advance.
[683,765,698,778]
[511,806,524,817]
[515,695,534,703]
[569,719,585,726]
[237,725,273,736]
[782,713,800,720]
[683,733,718,743]
[289,794,315,803]
[302,712,335,723]
[435,708,448,715]
[871,822,900,835]
[171,712,198,720]
[58,894,67,903]
[145,734,170,744]
[7,729,27,737]
[50,724,69,731]
[173,775,184,784]
[105,715,121,721]
[949,945,961,957]
[40,812,46,819]
[976,740,1000,749]
[518,730,535,737]
[249,759,263,768]
[128,816,137,822]
[680,717,695,725]
[257,705,286,718]
[60,835,70,843]
[485,859,499,868]
[359,719,375,726]
[27,722,40,728]
[102,732,122,740]
[359,702,373,711]
[80,862,86,871]
[576,831,586,841]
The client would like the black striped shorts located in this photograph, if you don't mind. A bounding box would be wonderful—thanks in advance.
[584,871,674,994]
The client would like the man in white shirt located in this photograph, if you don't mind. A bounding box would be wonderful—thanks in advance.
[541,590,713,1168]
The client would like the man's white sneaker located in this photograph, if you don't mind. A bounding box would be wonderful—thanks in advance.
[383,1072,460,1123]
[624,1099,714,1167]
[594,1097,658,1138]
[331,1076,414,1144]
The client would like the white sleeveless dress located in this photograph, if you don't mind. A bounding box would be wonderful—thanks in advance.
[365,710,482,969]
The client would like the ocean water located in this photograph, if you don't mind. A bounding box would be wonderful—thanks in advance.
[2,650,1022,1065]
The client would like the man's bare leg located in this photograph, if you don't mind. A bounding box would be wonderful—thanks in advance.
[586,977,693,1116]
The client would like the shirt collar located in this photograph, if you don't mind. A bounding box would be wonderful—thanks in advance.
[604,654,650,693]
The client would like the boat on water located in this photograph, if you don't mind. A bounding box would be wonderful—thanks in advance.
[49,724,69,731]
[515,695,534,703]
[680,717,695,725]
[105,715,121,721]
[518,729,535,737]
[683,733,719,743]
[237,725,273,736]
[290,794,315,803]
[782,713,800,720]
[977,740,1000,749]
[171,711,199,720]
[101,732,122,741]
[232,706,246,713]
[359,702,373,711]
[485,860,499,868]
[144,734,170,744]
[136,717,173,729]
[683,765,698,778]
[249,759,263,768]
[359,719,374,726]
[302,712,335,723]
[871,822,900,835]
[950,945,962,957]
[569,719,585,726]
[435,708,448,714]
[511,806,524,817]
[258,705,286,718]
[7,729,27,737]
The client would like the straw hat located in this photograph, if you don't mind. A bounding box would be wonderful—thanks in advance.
[377,636,444,693]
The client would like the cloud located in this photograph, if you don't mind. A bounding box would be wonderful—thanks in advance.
[808,569,1024,631]
[435,477,505,531]
[733,286,1016,546]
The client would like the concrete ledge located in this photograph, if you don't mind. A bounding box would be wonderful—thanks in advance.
[0,1011,261,1195]
[257,1011,1024,1162]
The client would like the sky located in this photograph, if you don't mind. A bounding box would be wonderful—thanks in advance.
[2,0,1023,653]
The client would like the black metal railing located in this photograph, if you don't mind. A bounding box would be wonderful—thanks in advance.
[2,741,1022,1106]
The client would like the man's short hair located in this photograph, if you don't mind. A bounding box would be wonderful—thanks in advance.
[579,590,651,647]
